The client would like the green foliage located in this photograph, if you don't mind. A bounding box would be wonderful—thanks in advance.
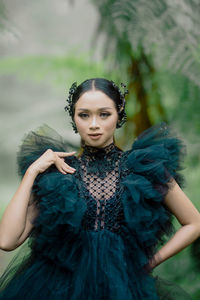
[0,51,113,89]
[156,71,200,147]
[91,0,200,88]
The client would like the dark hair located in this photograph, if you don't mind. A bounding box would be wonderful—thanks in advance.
[71,78,126,125]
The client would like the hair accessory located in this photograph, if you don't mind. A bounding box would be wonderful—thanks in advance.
[110,80,129,128]
[64,81,77,119]
[110,81,129,110]
[64,81,78,133]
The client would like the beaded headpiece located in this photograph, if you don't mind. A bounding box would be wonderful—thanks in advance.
[64,80,129,133]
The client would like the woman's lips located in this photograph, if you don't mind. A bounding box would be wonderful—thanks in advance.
[88,134,102,140]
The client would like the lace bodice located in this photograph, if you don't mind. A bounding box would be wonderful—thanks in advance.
[73,142,129,233]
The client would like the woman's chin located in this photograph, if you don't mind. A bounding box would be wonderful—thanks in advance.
[84,138,107,148]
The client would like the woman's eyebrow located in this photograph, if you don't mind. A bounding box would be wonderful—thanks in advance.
[77,107,113,111]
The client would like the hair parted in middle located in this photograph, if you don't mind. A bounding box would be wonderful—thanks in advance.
[64,78,129,133]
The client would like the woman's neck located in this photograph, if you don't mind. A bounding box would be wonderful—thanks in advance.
[83,141,115,152]
[81,141,122,159]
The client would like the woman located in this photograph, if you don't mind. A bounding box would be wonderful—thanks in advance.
[0,77,199,299]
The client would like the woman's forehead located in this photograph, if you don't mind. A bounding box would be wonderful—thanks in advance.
[75,91,116,110]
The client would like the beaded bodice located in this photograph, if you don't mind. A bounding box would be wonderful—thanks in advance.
[73,142,129,234]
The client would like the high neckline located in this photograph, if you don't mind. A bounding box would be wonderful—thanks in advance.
[80,141,123,178]
[81,141,121,159]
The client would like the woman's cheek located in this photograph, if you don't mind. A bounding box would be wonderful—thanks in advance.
[76,120,86,132]
[106,118,118,130]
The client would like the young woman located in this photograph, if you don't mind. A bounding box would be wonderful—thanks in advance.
[0,78,199,299]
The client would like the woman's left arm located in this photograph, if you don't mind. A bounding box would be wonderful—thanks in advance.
[148,178,200,270]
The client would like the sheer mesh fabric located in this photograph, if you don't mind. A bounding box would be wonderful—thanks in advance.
[74,142,127,233]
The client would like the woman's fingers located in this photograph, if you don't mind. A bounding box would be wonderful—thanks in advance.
[60,157,76,171]
[56,166,66,174]
[55,151,76,157]
[56,164,74,174]
[29,149,77,175]
[54,151,76,174]
[54,153,76,174]
[62,163,76,173]
[60,165,75,174]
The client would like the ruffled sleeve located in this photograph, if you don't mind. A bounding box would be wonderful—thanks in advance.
[121,122,187,270]
[128,121,186,191]
[15,124,86,269]
[16,123,78,178]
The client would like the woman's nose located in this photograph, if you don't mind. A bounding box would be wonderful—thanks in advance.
[90,117,99,129]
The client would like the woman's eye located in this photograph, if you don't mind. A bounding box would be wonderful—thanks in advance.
[78,113,88,118]
[78,113,111,119]
[100,113,111,118]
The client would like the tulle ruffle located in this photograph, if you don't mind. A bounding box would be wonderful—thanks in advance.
[0,231,191,300]
[29,171,87,271]
[121,122,187,266]
[16,123,78,178]
[0,230,160,300]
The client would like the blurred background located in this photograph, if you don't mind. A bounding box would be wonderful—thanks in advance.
[0,0,200,298]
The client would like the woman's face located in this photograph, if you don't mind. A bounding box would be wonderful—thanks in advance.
[74,90,119,148]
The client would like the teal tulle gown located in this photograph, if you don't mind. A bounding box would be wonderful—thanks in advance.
[0,122,192,299]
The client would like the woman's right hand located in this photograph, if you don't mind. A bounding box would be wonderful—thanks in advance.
[28,149,76,175]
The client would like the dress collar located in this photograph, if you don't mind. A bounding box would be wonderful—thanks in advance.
[81,141,121,159]
[80,141,122,179]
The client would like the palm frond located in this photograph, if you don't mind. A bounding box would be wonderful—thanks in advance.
[95,0,200,87]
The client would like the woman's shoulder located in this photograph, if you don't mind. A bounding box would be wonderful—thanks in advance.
[125,122,185,152]
[122,122,186,188]
[16,123,79,178]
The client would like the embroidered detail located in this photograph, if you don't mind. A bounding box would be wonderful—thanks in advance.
[80,142,123,180]
[73,142,128,233]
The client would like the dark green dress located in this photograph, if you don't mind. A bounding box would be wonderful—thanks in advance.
[0,122,191,299]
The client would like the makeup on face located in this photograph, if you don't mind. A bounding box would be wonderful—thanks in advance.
[74,90,119,148]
